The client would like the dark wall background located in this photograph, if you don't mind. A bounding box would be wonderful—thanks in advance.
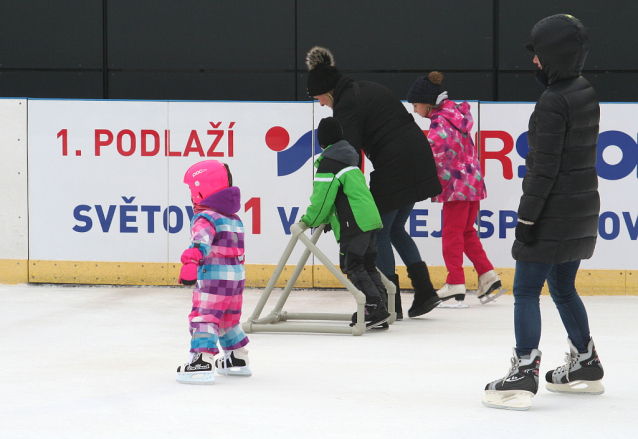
[1,1,637,102]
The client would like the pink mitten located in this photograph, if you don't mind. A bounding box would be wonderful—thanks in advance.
[178,247,203,286]
[178,263,198,286]
[180,247,203,264]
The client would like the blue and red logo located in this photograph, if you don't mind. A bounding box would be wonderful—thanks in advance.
[265,127,322,176]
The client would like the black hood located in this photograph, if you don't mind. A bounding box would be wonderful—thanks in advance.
[529,14,589,85]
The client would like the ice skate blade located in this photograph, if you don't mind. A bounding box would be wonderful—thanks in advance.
[370,318,389,329]
[546,380,604,395]
[478,288,508,304]
[437,300,469,309]
[366,316,390,330]
[482,390,534,410]
[216,366,252,377]
[349,315,390,330]
[370,322,389,330]
[176,371,215,385]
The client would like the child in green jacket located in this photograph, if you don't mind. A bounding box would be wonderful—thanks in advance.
[300,117,390,329]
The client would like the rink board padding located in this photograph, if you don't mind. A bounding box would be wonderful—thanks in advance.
[18,259,637,296]
[0,259,28,284]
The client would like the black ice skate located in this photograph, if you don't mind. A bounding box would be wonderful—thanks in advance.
[215,347,252,377]
[350,303,390,330]
[545,337,604,395]
[483,348,541,410]
[176,352,215,385]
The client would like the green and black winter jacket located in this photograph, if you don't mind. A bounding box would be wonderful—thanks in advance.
[300,140,382,242]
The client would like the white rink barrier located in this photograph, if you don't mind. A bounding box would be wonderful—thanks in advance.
[0,98,637,294]
[0,99,28,284]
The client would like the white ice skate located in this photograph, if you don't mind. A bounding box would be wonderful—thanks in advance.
[216,347,252,377]
[545,338,605,395]
[436,284,469,308]
[468,270,507,304]
[176,352,215,385]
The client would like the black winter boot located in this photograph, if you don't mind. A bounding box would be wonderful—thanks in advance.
[406,261,441,318]
[387,274,403,320]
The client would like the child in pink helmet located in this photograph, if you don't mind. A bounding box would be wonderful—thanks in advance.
[176,160,251,385]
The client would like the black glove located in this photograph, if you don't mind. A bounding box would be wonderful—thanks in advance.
[323,223,332,233]
[515,222,534,244]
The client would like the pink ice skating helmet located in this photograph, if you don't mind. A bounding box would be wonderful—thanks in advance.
[183,160,233,203]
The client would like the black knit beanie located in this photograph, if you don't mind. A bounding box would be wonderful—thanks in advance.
[407,72,444,104]
[317,117,343,148]
[306,46,342,97]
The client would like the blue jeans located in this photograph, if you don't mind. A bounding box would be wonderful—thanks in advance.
[375,204,422,278]
[513,259,591,357]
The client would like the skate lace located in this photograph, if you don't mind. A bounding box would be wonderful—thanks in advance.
[554,351,577,381]
[501,349,520,384]
[219,351,233,376]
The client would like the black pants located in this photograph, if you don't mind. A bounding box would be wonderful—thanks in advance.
[339,231,385,306]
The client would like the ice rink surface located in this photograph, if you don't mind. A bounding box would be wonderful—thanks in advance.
[1,283,636,439]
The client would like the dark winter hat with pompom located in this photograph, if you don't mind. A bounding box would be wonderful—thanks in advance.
[317,117,343,148]
[407,71,444,104]
[306,46,342,97]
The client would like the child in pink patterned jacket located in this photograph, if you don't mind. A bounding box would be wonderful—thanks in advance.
[175,160,251,385]
[408,72,502,307]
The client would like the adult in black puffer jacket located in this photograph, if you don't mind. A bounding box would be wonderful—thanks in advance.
[305,46,443,319]
[483,15,605,411]
[513,19,600,263]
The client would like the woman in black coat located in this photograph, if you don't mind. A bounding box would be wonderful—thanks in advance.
[483,15,605,411]
[306,46,442,319]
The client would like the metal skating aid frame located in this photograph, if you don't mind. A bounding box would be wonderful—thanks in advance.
[243,222,396,336]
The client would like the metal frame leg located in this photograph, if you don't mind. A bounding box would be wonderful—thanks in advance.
[243,223,395,336]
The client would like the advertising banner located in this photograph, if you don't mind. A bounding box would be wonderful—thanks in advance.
[587,103,638,269]
[28,100,317,268]
[28,100,171,263]
[25,99,638,285]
